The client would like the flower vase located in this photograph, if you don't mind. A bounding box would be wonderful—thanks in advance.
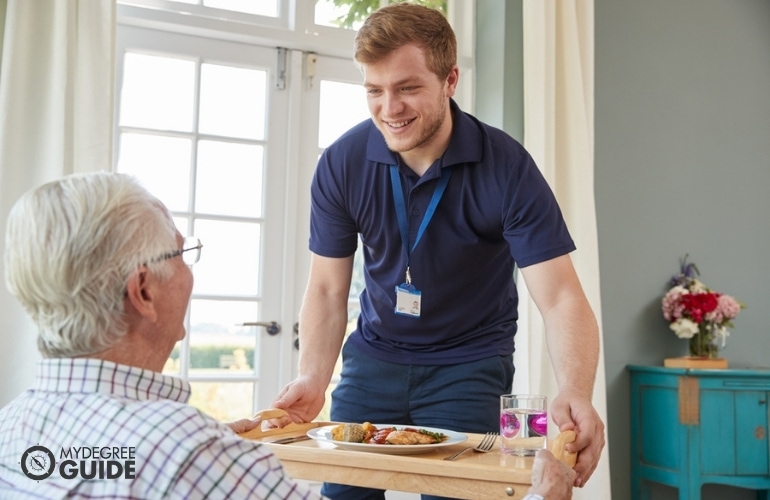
[664,321,727,368]
[688,323,719,359]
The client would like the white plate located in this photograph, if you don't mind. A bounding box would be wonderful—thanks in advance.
[306,424,467,455]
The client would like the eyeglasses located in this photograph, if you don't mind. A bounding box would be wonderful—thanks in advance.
[154,236,203,266]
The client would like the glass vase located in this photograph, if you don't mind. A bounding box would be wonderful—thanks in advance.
[689,323,719,358]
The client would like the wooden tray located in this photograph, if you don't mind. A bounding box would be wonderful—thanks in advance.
[239,422,535,499]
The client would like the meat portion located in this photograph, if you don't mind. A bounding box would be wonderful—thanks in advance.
[385,430,438,445]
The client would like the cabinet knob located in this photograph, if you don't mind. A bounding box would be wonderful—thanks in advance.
[756,426,766,441]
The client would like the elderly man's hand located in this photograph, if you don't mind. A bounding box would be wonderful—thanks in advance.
[225,418,262,434]
[528,449,577,500]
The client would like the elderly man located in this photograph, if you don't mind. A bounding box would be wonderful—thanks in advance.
[0,172,322,498]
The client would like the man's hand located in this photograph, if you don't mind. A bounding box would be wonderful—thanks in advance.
[550,392,605,487]
[267,375,327,428]
[528,449,577,500]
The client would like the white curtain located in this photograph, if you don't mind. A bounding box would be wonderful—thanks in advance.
[0,0,115,406]
[512,0,611,498]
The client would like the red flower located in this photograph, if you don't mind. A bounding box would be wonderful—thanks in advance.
[679,292,720,323]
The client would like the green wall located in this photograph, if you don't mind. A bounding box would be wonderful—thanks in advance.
[596,1,770,498]
[477,1,770,498]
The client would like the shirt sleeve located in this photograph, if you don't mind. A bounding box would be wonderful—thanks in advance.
[501,148,575,268]
[166,432,324,499]
[308,148,360,258]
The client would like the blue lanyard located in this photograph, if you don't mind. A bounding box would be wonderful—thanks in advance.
[389,165,451,280]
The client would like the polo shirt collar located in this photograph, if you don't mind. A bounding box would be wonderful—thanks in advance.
[366,99,483,171]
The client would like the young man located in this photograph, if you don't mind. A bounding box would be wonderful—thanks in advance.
[0,172,321,499]
[271,3,604,499]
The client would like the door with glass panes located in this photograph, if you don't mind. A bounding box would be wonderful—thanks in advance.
[116,27,289,419]
[114,27,368,420]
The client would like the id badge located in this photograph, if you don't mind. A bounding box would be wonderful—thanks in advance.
[395,283,421,317]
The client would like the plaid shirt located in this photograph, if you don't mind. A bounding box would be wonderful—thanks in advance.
[0,358,323,499]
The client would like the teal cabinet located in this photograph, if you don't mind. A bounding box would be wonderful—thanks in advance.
[628,365,770,499]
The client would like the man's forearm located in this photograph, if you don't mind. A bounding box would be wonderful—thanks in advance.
[544,296,599,397]
[296,290,348,385]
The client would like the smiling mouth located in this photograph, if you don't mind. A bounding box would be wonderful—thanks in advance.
[385,118,415,129]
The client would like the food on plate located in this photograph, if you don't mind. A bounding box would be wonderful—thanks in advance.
[331,422,377,443]
[385,430,440,445]
[330,423,447,445]
[330,422,377,442]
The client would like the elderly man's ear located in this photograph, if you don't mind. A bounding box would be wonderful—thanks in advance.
[124,267,158,322]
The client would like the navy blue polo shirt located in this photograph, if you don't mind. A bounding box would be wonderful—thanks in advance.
[309,100,575,365]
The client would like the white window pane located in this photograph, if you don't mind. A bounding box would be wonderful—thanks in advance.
[188,298,258,370]
[192,220,261,296]
[120,53,195,132]
[116,133,191,212]
[204,0,278,16]
[318,80,368,148]
[189,381,255,421]
[314,0,362,30]
[199,63,266,140]
[164,341,182,375]
[196,140,264,217]
[173,217,190,236]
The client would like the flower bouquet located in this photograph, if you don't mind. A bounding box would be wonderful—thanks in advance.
[661,255,744,364]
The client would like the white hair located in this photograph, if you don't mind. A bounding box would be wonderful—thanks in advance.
[4,172,178,357]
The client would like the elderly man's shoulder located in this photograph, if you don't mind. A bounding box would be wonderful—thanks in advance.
[124,398,236,441]
[114,397,267,467]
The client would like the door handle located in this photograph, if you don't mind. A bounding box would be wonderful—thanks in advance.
[240,321,281,335]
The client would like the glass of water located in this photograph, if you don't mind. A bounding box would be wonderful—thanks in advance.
[500,394,547,456]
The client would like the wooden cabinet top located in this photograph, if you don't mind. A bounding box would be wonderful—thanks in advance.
[628,364,770,378]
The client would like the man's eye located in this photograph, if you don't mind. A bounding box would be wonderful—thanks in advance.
[367,89,381,96]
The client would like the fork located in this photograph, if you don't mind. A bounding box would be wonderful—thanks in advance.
[443,432,498,461]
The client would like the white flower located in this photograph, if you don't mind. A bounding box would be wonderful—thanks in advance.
[670,318,699,339]
[689,279,708,293]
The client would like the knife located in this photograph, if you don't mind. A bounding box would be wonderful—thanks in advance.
[267,435,312,445]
